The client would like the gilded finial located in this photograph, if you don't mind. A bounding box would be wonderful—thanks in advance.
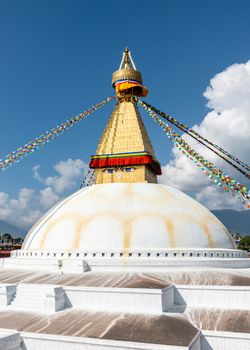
[118,47,137,71]
[112,48,148,99]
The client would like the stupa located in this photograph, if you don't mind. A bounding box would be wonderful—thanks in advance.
[0,48,249,350]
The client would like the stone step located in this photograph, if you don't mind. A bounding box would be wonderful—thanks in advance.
[8,284,65,313]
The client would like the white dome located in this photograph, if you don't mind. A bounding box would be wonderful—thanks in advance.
[23,183,235,251]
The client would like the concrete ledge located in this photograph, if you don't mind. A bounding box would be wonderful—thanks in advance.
[2,256,250,272]
[1,258,60,272]
[65,285,174,313]
[0,327,249,350]
[2,282,250,314]
[201,330,250,350]
[0,283,174,314]
[175,285,250,310]
[86,258,250,270]
[20,330,197,350]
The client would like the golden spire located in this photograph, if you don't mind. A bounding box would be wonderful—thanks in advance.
[89,48,161,184]
[119,47,137,70]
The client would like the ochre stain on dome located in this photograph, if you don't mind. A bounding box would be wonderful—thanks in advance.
[72,218,86,250]
[39,221,55,249]
[165,219,176,248]
[200,221,214,248]
[37,210,223,250]
[123,219,132,251]
[187,213,216,248]
[74,213,122,250]
[39,212,96,250]
[39,213,83,250]
[158,185,177,203]
[170,213,215,248]
[122,185,134,251]
[222,226,236,246]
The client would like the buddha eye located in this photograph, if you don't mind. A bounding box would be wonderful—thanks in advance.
[122,167,135,172]
[104,168,116,174]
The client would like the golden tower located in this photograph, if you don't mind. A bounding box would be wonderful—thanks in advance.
[89,48,161,184]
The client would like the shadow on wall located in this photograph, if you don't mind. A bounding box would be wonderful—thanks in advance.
[200,335,213,350]
[173,287,187,313]
[64,293,73,309]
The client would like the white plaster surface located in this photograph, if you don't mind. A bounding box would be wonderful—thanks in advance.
[0,276,248,350]
[0,328,249,350]
[22,183,235,251]
[0,282,174,314]
[3,280,250,317]
[174,285,250,310]
[201,330,250,350]
[19,330,197,350]
[64,285,174,313]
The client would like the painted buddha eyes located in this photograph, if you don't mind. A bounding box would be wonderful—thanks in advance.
[123,167,135,172]
[104,168,116,174]
[103,167,136,174]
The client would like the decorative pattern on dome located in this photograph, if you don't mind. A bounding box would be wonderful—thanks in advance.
[22,183,235,251]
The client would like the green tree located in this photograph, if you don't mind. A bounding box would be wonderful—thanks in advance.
[238,236,250,251]
[2,233,13,241]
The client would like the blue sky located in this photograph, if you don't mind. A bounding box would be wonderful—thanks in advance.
[1,0,250,218]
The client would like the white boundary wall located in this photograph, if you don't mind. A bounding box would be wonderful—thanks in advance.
[175,285,250,309]
[201,331,250,350]
[64,285,174,313]
[20,330,199,350]
[0,283,175,314]
[1,283,250,314]
[0,328,249,350]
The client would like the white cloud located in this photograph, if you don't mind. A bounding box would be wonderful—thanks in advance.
[0,158,88,231]
[33,159,88,193]
[0,188,42,229]
[195,186,244,211]
[159,60,250,210]
[39,187,60,209]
